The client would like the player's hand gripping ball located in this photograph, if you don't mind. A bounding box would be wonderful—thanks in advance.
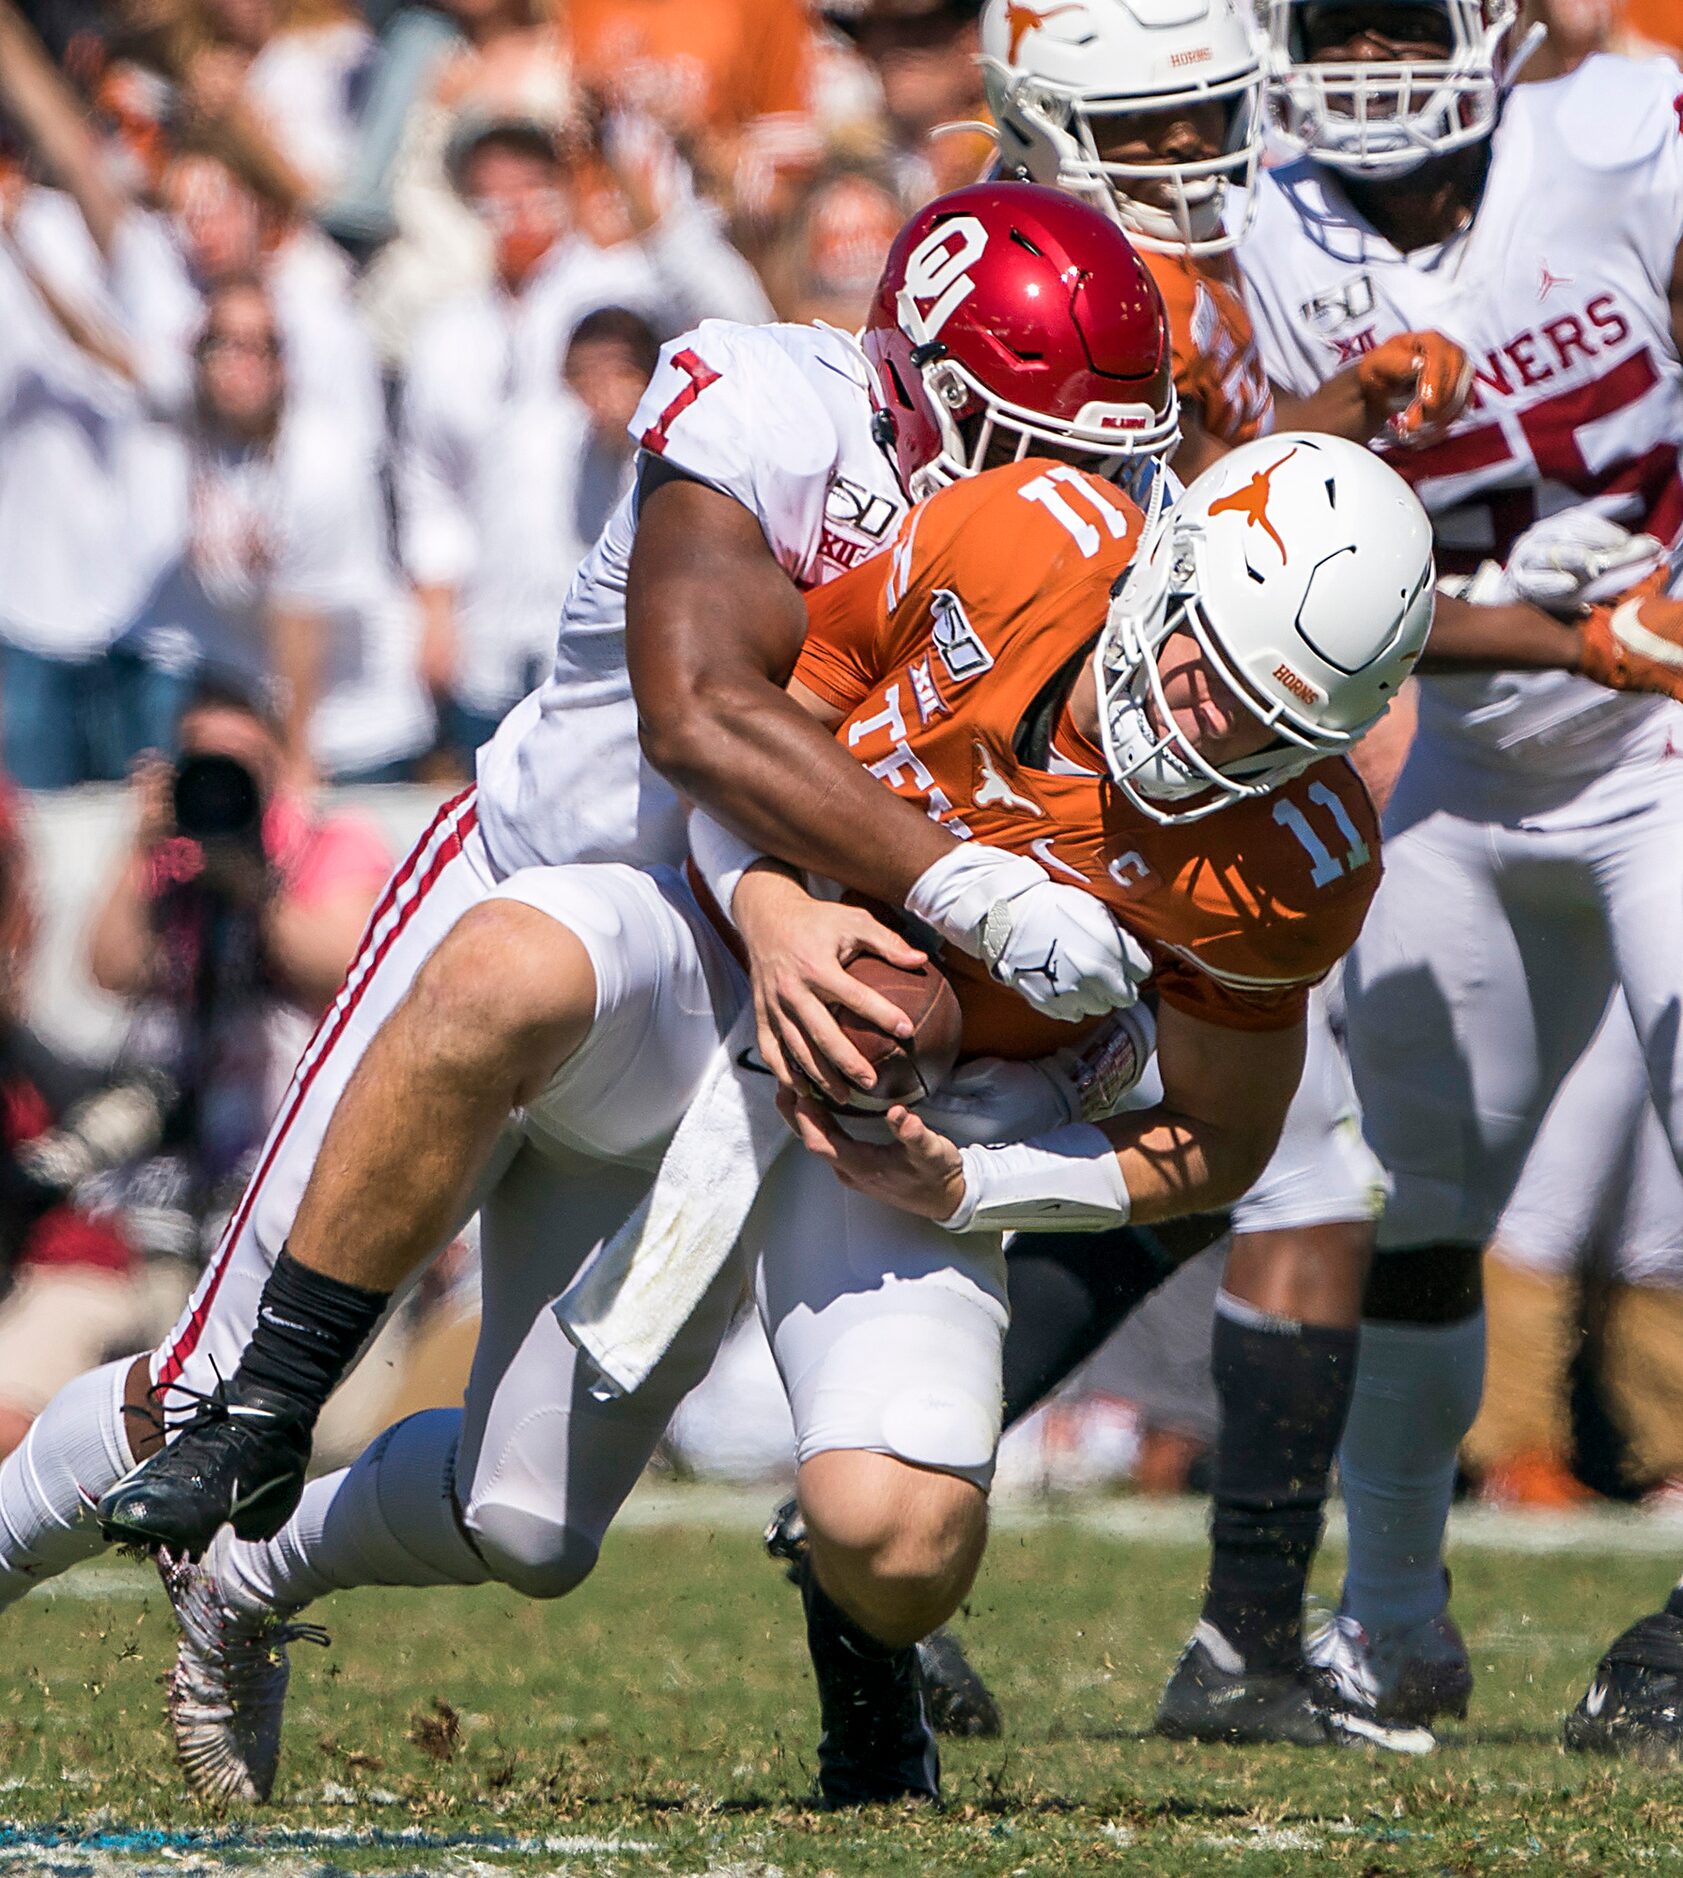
[821,951,963,1113]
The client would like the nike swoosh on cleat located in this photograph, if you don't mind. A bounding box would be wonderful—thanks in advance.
[1328,1712,1435,1754]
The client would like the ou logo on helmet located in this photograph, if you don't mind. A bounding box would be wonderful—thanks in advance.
[899,216,989,343]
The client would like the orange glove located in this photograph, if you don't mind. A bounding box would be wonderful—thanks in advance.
[1577,567,1683,700]
[1357,331,1474,444]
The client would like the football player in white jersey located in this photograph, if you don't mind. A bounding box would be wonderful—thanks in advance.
[866,0,1473,1752]
[1236,0,1683,1740]
[0,185,1180,1806]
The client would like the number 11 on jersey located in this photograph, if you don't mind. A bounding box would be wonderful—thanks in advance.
[1273,783,1371,887]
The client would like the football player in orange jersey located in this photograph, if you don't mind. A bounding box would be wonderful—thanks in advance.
[694,429,1436,1782]
[119,435,1433,1811]
[980,0,1472,474]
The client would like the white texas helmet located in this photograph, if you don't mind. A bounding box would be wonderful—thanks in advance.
[1266,0,1523,178]
[980,0,1266,257]
[1096,432,1434,823]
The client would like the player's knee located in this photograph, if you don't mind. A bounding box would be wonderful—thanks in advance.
[801,1451,986,1646]
[462,1499,600,1602]
[407,902,595,1100]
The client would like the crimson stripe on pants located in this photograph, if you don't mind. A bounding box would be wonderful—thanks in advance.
[155,791,479,1389]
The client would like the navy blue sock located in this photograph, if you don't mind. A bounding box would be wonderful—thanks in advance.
[1202,1294,1358,1673]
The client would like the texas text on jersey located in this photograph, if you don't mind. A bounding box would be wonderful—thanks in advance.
[796,456,1382,1058]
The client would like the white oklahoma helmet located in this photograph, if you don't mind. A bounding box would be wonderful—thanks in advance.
[1266,0,1523,177]
[980,0,1266,257]
[1096,432,1434,823]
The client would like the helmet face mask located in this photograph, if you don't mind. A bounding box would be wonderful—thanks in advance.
[1093,433,1436,825]
[1267,0,1519,177]
[981,0,1266,258]
[863,182,1181,503]
[1095,521,1323,826]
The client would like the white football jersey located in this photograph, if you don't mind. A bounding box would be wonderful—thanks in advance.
[1240,54,1683,774]
[475,319,908,875]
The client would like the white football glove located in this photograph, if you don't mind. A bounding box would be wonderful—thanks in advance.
[905,843,1151,1022]
[1499,511,1668,615]
[917,1003,1156,1148]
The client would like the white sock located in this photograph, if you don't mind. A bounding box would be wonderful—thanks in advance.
[0,1358,136,1606]
[1338,1313,1485,1637]
[220,1409,489,1615]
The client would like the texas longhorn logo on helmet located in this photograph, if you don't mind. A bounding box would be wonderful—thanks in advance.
[1208,446,1297,563]
[1004,1,1085,60]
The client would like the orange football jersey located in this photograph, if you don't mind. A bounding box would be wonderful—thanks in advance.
[796,458,1381,1060]
[1146,248,1274,449]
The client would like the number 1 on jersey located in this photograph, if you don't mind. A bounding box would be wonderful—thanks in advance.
[640,350,721,456]
[1019,465,1133,558]
[1273,783,1371,887]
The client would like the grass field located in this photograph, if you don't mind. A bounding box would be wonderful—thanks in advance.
[8,1489,1683,1877]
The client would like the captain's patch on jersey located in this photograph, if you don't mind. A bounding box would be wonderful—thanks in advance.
[930,588,995,684]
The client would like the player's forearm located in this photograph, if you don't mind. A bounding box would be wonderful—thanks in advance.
[642,674,958,902]
[940,1102,1281,1237]
[1419,591,1585,674]
[1098,1105,1284,1222]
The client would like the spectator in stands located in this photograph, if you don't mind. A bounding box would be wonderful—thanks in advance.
[184,0,375,197]
[355,0,570,358]
[404,298,658,765]
[824,0,989,204]
[117,277,432,782]
[0,2,183,788]
[756,160,902,325]
[398,112,767,759]
[0,781,144,1456]
[85,677,392,1256]
[155,145,383,448]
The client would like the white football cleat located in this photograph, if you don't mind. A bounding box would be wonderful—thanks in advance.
[160,1539,328,1803]
[1307,1607,1474,1728]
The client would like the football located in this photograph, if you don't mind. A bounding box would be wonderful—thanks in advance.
[826,951,963,1113]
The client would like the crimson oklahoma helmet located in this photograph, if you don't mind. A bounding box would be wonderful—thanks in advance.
[862,181,1179,506]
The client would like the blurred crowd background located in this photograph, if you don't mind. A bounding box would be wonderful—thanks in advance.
[1,0,1681,1504]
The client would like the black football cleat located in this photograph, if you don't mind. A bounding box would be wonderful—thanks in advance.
[766,1496,1002,1740]
[1155,1623,1435,1753]
[797,1553,940,1807]
[918,1625,1003,1739]
[97,1381,312,1559]
[1565,1611,1683,1763]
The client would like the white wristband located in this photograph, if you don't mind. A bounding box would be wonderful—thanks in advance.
[940,1122,1132,1234]
[904,841,1045,960]
[688,809,767,923]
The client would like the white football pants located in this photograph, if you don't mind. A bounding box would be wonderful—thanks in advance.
[1345,728,1683,1251]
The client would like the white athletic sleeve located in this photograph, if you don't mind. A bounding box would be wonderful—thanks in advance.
[630,320,842,581]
